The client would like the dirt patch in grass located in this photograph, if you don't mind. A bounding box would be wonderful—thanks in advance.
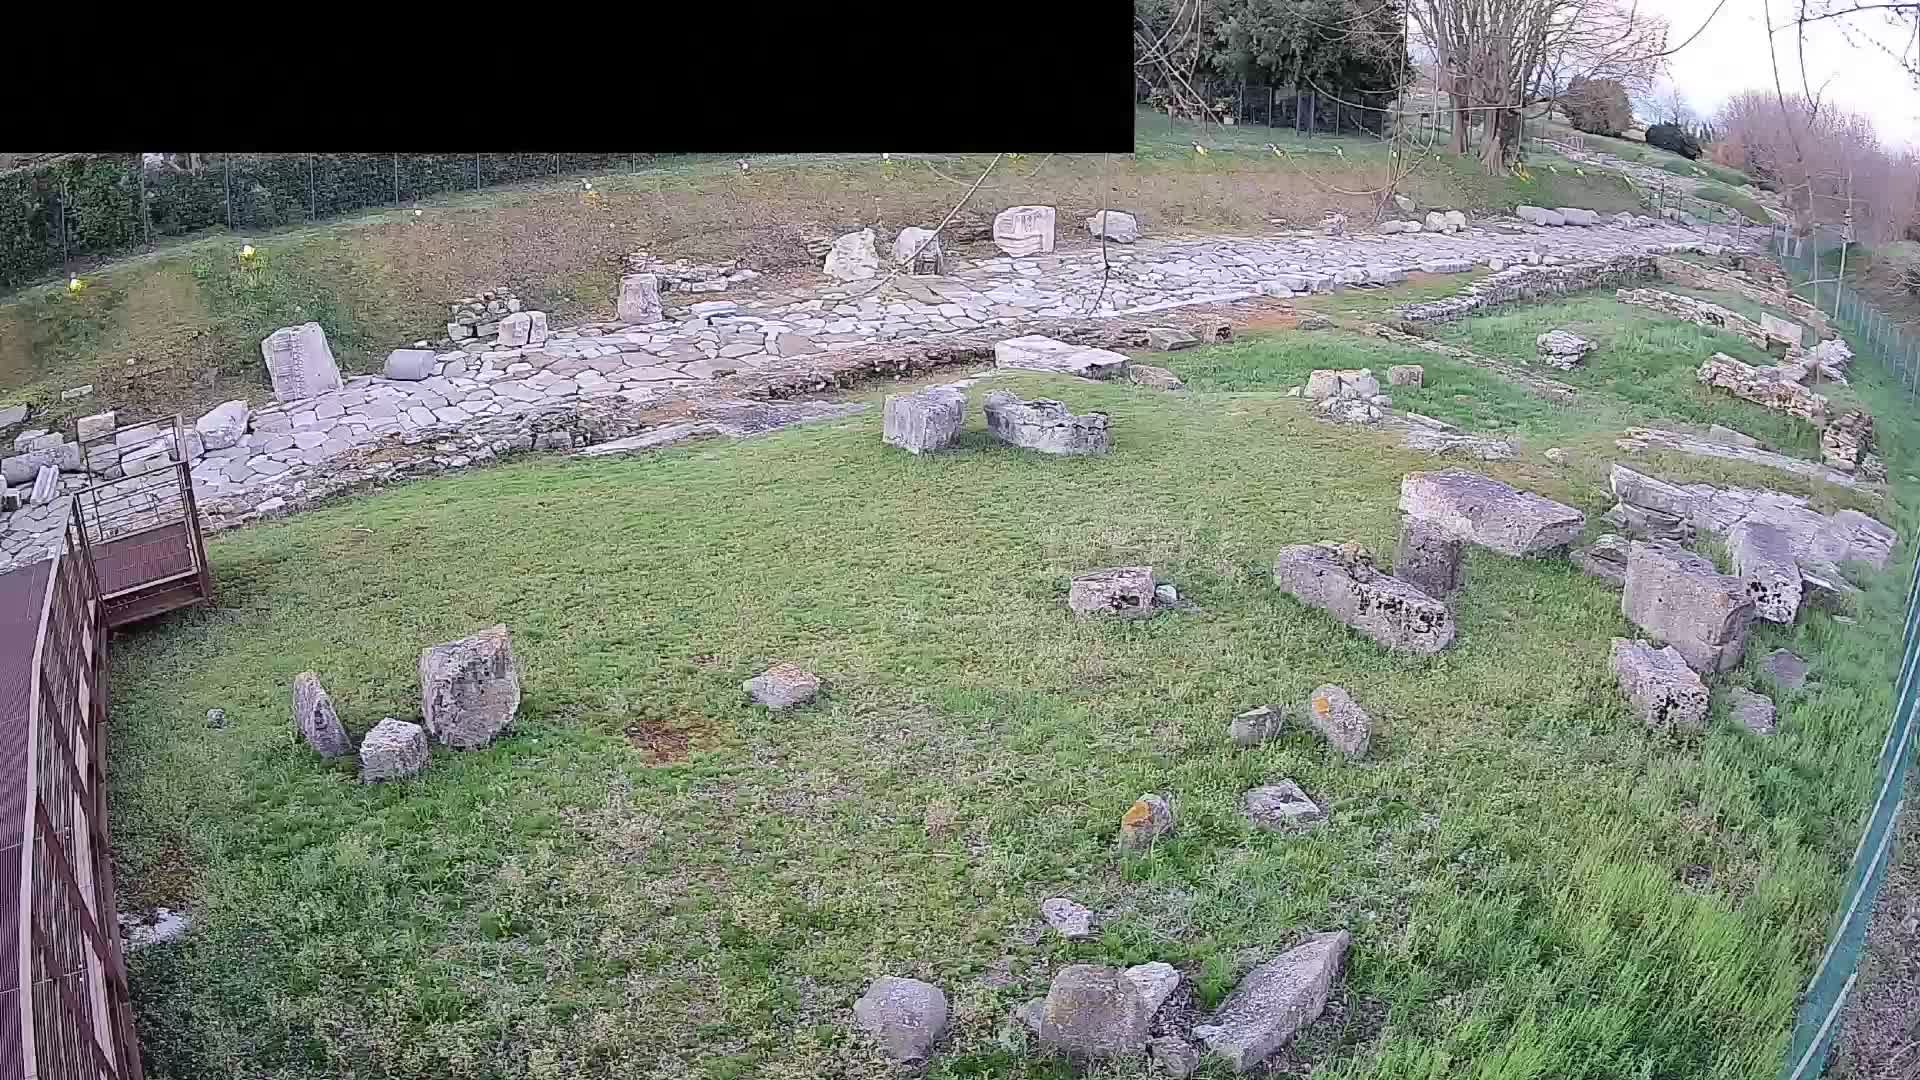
[1833,800,1920,1079]
[624,715,700,764]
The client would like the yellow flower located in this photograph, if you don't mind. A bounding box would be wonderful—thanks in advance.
[240,244,256,259]
[67,276,85,294]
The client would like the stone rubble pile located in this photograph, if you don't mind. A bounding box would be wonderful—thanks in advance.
[1695,352,1829,424]
[1534,329,1594,369]
[1607,464,1895,613]
[445,289,522,342]
[281,626,522,783]
[621,251,758,295]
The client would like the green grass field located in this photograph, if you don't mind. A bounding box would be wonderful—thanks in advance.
[1693,184,1772,225]
[107,280,1914,1078]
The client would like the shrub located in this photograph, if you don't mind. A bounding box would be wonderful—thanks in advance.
[1646,123,1703,160]
[1564,78,1633,137]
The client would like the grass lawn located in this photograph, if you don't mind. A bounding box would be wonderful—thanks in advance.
[1693,185,1772,225]
[109,292,1915,1078]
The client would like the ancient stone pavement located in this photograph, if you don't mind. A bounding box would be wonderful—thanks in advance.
[0,214,1746,573]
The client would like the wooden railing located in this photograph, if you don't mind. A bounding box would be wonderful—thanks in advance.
[9,503,144,1080]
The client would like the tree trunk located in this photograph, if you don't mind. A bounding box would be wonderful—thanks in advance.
[1479,108,1523,173]
[1446,77,1470,155]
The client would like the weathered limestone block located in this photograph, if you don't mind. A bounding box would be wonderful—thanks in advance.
[260,322,343,401]
[824,228,880,282]
[744,662,821,710]
[1572,533,1630,586]
[882,386,967,453]
[852,976,949,1065]
[1730,688,1778,735]
[890,227,945,274]
[1622,540,1755,673]
[1041,897,1095,940]
[1146,327,1199,351]
[1820,409,1873,473]
[1230,705,1285,748]
[497,312,533,348]
[1023,964,1151,1059]
[1386,365,1424,387]
[1193,931,1350,1071]
[193,401,250,451]
[1556,207,1600,226]
[1398,469,1585,556]
[418,625,523,749]
[76,410,116,443]
[292,671,350,757]
[617,273,663,323]
[1697,352,1828,424]
[983,392,1111,455]
[29,465,57,505]
[1760,311,1805,348]
[994,335,1129,380]
[1118,793,1174,849]
[1393,517,1465,598]
[1243,780,1325,829]
[1086,210,1139,243]
[1305,685,1371,758]
[993,205,1057,257]
[1535,329,1593,369]
[1610,638,1710,731]
[1271,543,1456,655]
[1728,520,1803,624]
[359,718,429,782]
[1069,566,1158,618]
[384,349,437,382]
[1129,364,1184,390]
[1516,205,1565,226]
[1303,369,1380,401]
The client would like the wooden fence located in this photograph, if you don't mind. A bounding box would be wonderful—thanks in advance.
[0,503,144,1080]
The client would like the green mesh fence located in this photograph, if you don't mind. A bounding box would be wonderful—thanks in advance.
[1770,224,1920,1080]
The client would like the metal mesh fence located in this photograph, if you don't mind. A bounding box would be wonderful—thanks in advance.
[1770,222,1920,1079]
[0,153,646,291]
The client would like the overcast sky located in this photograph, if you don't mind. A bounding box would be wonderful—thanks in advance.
[1659,0,1920,147]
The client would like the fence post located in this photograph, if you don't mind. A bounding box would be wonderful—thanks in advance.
[59,175,69,275]
[308,154,316,221]
[137,157,151,251]
[393,153,401,207]
[224,156,233,230]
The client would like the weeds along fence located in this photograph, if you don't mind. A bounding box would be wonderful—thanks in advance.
[0,153,646,292]
[1135,81,1388,137]
[1768,222,1920,1079]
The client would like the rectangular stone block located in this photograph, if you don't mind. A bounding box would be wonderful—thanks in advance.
[993,205,1057,257]
[260,322,344,402]
[882,386,967,454]
[1622,539,1755,673]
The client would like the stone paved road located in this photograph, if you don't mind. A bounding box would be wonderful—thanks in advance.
[0,214,1750,573]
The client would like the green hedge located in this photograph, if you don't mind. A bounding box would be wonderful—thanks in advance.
[0,153,633,291]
